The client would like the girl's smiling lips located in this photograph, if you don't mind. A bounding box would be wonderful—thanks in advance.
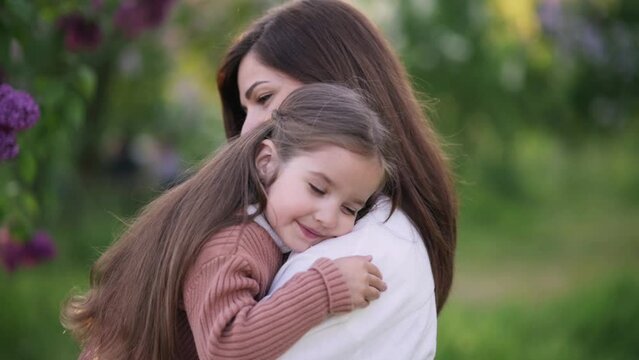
[296,221,324,242]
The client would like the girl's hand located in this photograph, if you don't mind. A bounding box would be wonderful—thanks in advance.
[333,255,387,308]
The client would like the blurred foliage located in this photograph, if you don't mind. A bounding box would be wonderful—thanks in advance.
[0,0,97,240]
[438,275,639,360]
[400,0,639,139]
[0,0,271,244]
[0,0,638,358]
[396,0,639,202]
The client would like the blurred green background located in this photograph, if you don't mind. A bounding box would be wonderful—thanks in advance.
[1,0,638,359]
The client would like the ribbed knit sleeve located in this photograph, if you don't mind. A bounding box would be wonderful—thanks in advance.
[182,226,352,360]
[77,347,95,360]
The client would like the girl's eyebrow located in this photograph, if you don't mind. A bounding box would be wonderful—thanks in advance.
[309,171,333,186]
[351,198,366,208]
[245,81,268,99]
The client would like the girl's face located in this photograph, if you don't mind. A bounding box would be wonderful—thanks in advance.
[237,51,303,135]
[256,142,384,252]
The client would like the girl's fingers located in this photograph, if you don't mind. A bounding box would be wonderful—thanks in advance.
[366,287,381,302]
[358,300,369,309]
[368,275,387,292]
[365,261,383,279]
[354,286,381,308]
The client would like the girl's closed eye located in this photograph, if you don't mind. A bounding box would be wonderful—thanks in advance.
[309,183,326,195]
[342,205,357,216]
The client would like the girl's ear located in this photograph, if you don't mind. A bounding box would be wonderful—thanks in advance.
[255,139,279,182]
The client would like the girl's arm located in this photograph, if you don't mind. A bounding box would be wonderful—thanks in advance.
[183,253,351,360]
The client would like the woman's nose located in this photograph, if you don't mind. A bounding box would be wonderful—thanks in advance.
[241,109,268,135]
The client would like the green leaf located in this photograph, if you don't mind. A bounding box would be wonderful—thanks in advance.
[34,77,66,107]
[18,151,37,185]
[5,0,34,24]
[75,65,97,100]
[0,30,10,65]
[65,95,85,129]
[21,192,39,218]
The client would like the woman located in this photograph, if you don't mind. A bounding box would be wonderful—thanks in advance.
[217,0,456,358]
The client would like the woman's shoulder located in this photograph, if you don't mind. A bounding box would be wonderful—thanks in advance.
[291,198,426,262]
[271,199,434,300]
[356,197,421,243]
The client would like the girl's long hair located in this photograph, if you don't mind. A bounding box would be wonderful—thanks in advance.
[217,0,457,313]
[61,83,397,360]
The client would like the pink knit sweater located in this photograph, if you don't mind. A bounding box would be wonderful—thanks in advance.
[78,222,352,360]
[176,222,353,359]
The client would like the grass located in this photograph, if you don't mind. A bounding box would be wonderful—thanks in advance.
[0,269,83,359]
[438,274,639,360]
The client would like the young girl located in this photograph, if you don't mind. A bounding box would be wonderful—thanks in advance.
[62,83,398,360]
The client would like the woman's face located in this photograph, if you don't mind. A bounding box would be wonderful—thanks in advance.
[237,51,303,135]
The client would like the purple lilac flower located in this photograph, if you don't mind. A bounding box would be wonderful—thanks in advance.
[538,0,563,35]
[0,228,23,272]
[114,3,149,38]
[0,83,11,101]
[578,22,606,66]
[0,127,19,161]
[114,0,176,38]
[22,231,56,266]
[57,13,103,52]
[143,0,176,27]
[538,1,614,68]
[0,84,41,131]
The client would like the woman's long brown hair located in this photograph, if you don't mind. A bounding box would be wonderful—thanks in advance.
[218,0,457,313]
[61,83,397,359]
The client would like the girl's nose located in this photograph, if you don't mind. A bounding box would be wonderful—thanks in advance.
[314,206,338,229]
